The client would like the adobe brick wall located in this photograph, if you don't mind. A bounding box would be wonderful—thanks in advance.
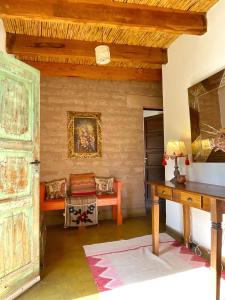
[40,77,162,225]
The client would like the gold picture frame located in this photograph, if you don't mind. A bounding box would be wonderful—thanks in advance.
[67,112,102,158]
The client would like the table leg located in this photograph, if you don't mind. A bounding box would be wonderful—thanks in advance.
[183,205,190,247]
[151,185,160,256]
[210,198,223,300]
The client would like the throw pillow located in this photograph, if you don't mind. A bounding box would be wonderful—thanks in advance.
[95,177,114,195]
[70,173,96,196]
[45,178,67,199]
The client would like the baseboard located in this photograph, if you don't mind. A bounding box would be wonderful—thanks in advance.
[166,225,225,267]
[6,276,40,300]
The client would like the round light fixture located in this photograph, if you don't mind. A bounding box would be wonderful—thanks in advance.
[95,45,110,65]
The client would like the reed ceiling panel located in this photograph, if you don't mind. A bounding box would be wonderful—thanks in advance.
[0,0,219,79]
[2,17,177,48]
[114,0,218,12]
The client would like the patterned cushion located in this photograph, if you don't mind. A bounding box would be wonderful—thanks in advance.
[70,173,96,196]
[95,177,114,195]
[45,178,67,199]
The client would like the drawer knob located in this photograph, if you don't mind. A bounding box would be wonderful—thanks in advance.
[187,197,192,202]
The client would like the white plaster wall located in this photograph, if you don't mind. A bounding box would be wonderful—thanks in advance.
[0,19,6,53]
[162,0,225,252]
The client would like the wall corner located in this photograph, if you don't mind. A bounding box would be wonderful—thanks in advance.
[0,19,7,53]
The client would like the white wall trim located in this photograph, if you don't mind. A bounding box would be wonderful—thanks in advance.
[0,19,6,53]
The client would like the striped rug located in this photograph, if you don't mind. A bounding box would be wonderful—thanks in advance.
[84,233,225,300]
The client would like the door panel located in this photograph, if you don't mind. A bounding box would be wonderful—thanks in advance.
[144,114,165,222]
[0,74,33,141]
[146,132,164,148]
[146,115,163,131]
[146,166,165,181]
[0,52,40,299]
[0,209,31,278]
[0,150,32,200]
[146,151,163,165]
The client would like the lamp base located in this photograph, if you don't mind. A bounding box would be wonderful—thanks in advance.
[170,175,186,184]
[170,157,180,184]
[170,177,178,184]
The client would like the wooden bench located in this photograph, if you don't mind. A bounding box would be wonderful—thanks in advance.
[40,179,123,225]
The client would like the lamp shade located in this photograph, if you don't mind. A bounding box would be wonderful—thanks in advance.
[95,45,110,65]
[166,140,187,157]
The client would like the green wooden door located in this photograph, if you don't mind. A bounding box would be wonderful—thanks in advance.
[0,52,40,299]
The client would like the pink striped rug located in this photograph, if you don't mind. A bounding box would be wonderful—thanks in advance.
[83,233,225,300]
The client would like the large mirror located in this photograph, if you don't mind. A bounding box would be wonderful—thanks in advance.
[188,70,225,162]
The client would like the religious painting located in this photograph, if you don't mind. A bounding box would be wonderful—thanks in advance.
[188,69,225,162]
[67,112,102,158]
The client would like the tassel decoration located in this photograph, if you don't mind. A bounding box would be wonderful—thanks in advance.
[162,158,167,166]
[162,154,167,166]
[185,156,190,166]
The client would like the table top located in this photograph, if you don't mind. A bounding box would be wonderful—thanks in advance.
[150,180,225,200]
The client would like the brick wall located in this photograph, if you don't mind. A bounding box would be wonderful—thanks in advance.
[40,77,162,224]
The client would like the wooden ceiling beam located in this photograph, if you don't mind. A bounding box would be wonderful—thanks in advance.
[0,0,206,35]
[23,61,162,81]
[7,33,167,65]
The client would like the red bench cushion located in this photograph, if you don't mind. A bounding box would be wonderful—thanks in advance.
[70,173,96,196]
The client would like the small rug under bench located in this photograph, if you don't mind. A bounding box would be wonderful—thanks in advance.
[65,195,98,227]
[83,233,225,300]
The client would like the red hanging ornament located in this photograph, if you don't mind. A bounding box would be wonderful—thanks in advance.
[162,154,167,166]
[162,159,167,166]
[185,156,190,166]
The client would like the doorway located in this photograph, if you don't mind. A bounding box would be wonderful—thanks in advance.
[144,109,165,222]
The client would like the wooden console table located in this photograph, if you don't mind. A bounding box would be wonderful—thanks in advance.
[150,180,225,300]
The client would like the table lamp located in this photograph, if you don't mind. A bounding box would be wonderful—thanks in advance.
[162,140,189,183]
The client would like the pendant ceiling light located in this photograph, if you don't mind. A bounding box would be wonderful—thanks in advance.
[95,45,110,65]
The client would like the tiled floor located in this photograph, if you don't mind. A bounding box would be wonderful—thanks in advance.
[19,216,165,300]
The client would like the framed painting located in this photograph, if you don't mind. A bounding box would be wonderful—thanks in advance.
[188,69,225,162]
[67,112,102,158]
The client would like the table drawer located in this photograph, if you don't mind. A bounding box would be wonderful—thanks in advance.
[180,191,201,208]
[156,186,172,199]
